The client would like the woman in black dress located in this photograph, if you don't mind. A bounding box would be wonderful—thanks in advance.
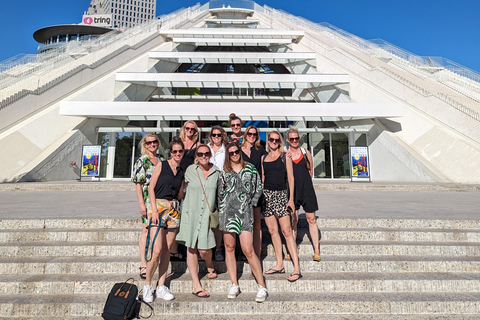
[241,125,266,258]
[179,120,200,172]
[287,126,320,262]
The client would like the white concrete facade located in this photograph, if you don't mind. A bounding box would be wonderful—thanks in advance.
[1,1,479,183]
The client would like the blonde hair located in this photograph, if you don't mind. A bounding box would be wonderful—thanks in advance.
[179,120,199,142]
[140,132,160,155]
[224,142,246,173]
[208,125,228,146]
[266,131,285,153]
[241,125,261,150]
[286,125,299,138]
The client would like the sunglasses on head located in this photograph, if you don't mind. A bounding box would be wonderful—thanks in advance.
[196,151,211,158]
[171,149,184,154]
[268,138,280,144]
[211,133,222,138]
[229,150,240,156]
[289,136,299,142]
[145,140,158,145]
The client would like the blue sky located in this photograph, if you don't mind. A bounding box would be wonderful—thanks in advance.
[1,0,479,73]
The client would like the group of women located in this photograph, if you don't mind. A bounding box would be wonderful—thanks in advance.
[131,114,320,303]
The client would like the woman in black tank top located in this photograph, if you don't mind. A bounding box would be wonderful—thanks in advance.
[261,131,302,282]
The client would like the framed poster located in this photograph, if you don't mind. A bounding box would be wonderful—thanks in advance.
[350,146,370,181]
[81,145,101,177]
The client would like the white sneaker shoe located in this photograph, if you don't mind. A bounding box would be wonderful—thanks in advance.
[227,283,240,299]
[143,284,154,303]
[156,285,175,301]
[255,286,268,303]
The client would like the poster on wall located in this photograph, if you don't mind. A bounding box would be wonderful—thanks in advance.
[81,145,101,177]
[350,146,370,181]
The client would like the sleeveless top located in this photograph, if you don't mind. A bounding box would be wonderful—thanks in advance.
[153,160,184,200]
[263,156,287,191]
[180,141,197,171]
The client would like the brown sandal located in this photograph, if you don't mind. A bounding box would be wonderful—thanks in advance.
[139,266,147,279]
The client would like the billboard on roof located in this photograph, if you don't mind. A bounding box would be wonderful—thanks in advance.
[82,14,113,27]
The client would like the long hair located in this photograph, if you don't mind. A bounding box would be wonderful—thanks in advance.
[241,125,260,150]
[208,125,228,146]
[168,137,185,159]
[140,132,160,155]
[266,130,285,154]
[179,120,199,142]
[223,142,246,173]
[194,144,211,165]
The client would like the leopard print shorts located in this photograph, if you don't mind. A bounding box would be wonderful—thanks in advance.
[262,189,290,218]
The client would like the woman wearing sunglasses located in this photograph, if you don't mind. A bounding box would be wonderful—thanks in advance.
[286,126,320,262]
[207,125,228,261]
[179,120,200,172]
[176,144,220,298]
[261,131,302,282]
[228,113,243,144]
[143,138,185,302]
[241,125,267,259]
[131,132,161,280]
[218,142,268,302]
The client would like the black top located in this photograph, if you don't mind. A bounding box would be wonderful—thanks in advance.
[180,142,197,172]
[154,161,184,200]
[242,145,267,176]
[263,155,287,191]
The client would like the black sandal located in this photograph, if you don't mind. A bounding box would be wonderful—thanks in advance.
[139,266,147,279]
[170,251,184,261]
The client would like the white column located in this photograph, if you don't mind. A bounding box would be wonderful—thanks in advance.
[106,132,116,180]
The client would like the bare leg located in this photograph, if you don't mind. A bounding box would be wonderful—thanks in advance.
[264,215,284,272]
[239,231,266,288]
[139,223,148,268]
[186,244,208,295]
[145,227,168,286]
[253,206,262,259]
[291,210,299,241]
[198,248,215,274]
[278,216,301,279]
[157,229,176,287]
[223,232,238,284]
[214,227,223,258]
[306,212,320,256]
[169,229,180,256]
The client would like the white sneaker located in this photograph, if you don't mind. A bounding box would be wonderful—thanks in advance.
[156,285,175,301]
[227,283,240,299]
[255,286,268,303]
[143,284,154,303]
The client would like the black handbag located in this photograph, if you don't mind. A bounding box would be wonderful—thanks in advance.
[102,278,139,320]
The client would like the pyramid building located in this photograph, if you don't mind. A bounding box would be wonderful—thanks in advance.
[0,0,479,183]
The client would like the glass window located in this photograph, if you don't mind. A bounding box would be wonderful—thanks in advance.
[113,133,134,178]
[310,133,328,178]
[97,133,110,178]
[331,133,350,178]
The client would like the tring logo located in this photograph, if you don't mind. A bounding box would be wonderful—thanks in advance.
[83,17,94,25]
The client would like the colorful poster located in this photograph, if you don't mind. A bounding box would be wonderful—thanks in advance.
[350,146,369,178]
[81,145,101,177]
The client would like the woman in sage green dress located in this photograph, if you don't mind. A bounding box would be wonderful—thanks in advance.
[217,142,268,303]
[176,144,220,298]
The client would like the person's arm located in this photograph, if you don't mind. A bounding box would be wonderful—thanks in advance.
[307,150,314,178]
[135,183,147,218]
[285,156,295,211]
[260,155,265,184]
[177,178,186,200]
[148,164,162,225]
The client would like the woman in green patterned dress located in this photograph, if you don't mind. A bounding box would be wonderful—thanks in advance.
[218,142,268,303]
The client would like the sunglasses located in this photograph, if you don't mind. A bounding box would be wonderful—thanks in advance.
[211,133,222,138]
[171,149,184,154]
[247,132,257,137]
[229,150,240,156]
[231,124,241,128]
[268,138,280,144]
[196,152,211,158]
[185,126,196,132]
[145,140,158,145]
[289,137,299,142]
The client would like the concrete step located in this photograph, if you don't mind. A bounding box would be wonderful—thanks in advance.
[1,255,479,275]
[3,227,480,243]
[1,240,478,258]
[2,218,480,230]
[1,292,479,317]
[3,272,479,295]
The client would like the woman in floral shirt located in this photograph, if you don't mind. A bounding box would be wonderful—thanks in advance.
[132,132,160,279]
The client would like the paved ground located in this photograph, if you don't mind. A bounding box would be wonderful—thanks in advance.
[1,181,479,220]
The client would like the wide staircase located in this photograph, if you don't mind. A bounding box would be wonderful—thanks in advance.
[0,216,479,319]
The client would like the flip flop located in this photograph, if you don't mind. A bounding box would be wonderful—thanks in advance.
[207,271,218,279]
[287,272,303,282]
[139,266,147,279]
[192,290,210,298]
[264,267,285,274]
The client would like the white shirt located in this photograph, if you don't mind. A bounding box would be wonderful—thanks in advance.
[208,143,226,171]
